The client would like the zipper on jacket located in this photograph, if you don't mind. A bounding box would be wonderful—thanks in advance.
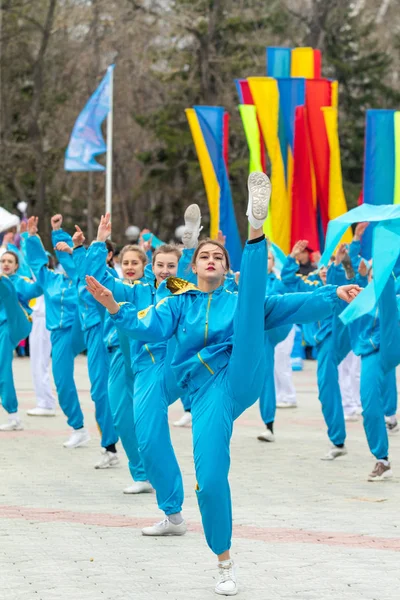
[204,293,213,346]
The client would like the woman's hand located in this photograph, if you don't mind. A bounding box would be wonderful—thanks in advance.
[72,225,85,248]
[337,284,361,303]
[353,222,369,241]
[27,216,39,236]
[55,242,72,255]
[334,243,347,266]
[97,213,111,242]
[51,214,63,231]
[290,240,308,259]
[86,275,120,314]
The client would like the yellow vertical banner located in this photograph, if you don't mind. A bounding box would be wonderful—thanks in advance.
[394,111,400,205]
[290,48,315,78]
[185,108,220,239]
[322,106,352,242]
[248,77,290,253]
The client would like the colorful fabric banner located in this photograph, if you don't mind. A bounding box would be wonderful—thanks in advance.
[291,48,315,78]
[291,106,319,250]
[322,107,351,241]
[266,47,291,78]
[362,109,397,256]
[394,112,400,205]
[235,79,266,172]
[305,79,332,236]
[187,106,242,270]
[65,65,114,171]
[185,108,220,239]
[248,77,291,252]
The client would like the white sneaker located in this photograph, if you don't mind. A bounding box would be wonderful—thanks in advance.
[0,416,23,431]
[27,407,56,417]
[123,481,153,494]
[215,560,238,596]
[276,402,297,409]
[182,204,202,249]
[173,411,192,427]
[141,517,187,537]
[63,428,90,448]
[344,413,359,422]
[321,445,348,461]
[257,429,275,442]
[94,450,119,469]
[247,172,271,229]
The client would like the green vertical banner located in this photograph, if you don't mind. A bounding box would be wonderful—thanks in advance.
[239,104,272,239]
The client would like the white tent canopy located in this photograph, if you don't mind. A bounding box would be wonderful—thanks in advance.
[0,207,20,234]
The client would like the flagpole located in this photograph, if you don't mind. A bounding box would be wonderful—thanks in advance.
[105,67,113,219]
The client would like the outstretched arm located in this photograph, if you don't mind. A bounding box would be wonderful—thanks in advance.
[85,275,180,342]
[265,284,361,330]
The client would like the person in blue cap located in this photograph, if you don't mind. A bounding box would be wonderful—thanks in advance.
[24,216,89,449]
[86,172,361,597]
[0,250,40,430]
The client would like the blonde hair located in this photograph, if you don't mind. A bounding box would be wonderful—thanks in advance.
[120,244,147,265]
[152,244,182,264]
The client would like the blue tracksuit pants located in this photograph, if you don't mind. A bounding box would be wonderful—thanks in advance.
[316,334,349,447]
[259,337,276,424]
[134,361,184,514]
[0,324,18,414]
[190,239,268,555]
[51,327,84,429]
[85,323,118,448]
[360,351,389,459]
[358,275,400,460]
[108,347,146,481]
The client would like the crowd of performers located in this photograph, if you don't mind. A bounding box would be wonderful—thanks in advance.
[0,172,398,596]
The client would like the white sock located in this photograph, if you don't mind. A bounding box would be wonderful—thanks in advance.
[168,512,183,525]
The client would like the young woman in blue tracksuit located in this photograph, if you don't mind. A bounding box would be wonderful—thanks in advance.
[51,214,118,469]
[85,215,156,490]
[344,266,399,481]
[86,173,361,596]
[281,240,362,460]
[86,212,190,504]
[24,216,88,448]
[0,251,39,431]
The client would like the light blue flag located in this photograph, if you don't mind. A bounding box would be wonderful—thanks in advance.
[269,242,287,272]
[340,219,400,325]
[65,65,114,171]
[319,204,400,267]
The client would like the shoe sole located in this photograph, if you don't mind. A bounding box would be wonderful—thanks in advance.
[215,587,238,596]
[257,435,275,442]
[123,487,154,494]
[0,427,24,431]
[368,470,393,482]
[63,438,90,449]
[95,461,119,469]
[141,529,187,536]
[276,404,297,409]
[248,172,271,221]
[27,412,56,417]
[321,452,347,461]
[184,204,201,230]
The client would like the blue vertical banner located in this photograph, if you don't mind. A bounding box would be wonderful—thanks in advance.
[193,106,242,270]
[65,65,114,171]
[266,47,291,78]
[362,109,396,257]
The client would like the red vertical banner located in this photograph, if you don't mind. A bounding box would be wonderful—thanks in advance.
[291,106,319,250]
[305,79,332,234]
[223,111,229,173]
[313,50,322,78]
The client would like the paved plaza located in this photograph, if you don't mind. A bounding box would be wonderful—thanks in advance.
[1,356,399,600]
